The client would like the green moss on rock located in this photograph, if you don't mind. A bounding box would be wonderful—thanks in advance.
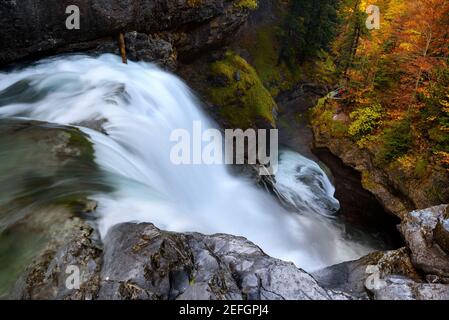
[245,25,302,97]
[233,0,258,10]
[207,51,277,129]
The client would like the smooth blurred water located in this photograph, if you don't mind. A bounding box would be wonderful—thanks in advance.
[0,54,374,272]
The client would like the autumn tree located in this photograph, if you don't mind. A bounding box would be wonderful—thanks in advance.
[392,0,449,101]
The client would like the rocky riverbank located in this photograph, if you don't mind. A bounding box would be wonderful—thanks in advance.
[11,202,449,300]
[314,205,449,300]
[13,218,352,300]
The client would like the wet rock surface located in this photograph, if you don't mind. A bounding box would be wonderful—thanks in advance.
[85,31,179,70]
[313,147,403,250]
[13,218,102,300]
[14,222,353,300]
[0,119,111,298]
[0,119,111,232]
[276,82,327,159]
[434,207,449,255]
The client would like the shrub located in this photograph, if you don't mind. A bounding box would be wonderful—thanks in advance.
[414,157,428,178]
[348,104,383,140]
[420,66,449,154]
[379,119,412,162]
[429,127,449,152]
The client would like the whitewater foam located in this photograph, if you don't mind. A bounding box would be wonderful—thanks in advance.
[0,54,373,270]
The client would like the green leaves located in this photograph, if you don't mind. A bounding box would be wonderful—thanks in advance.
[379,118,412,163]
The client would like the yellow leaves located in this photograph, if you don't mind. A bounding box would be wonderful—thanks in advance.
[397,154,417,173]
[360,0,369,8]
[440,94,449,114]
[233,0,258,10]
[385,0,408,20]
[387,109,405,120]
[435,151,449,169]
[405,29,422,36]
[398,42,414,52]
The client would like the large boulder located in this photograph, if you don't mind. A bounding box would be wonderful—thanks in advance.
[97,223,350,300]
[0,119,111,230]
[313,248,421,299]
[0,119,110,298]
[400,205,449,277]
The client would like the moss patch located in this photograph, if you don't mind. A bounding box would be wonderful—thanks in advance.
[207,51,277,129]
[233,0,258,10]
[244,25,302,97]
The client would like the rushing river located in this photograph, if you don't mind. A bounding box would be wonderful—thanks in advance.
[0,55,375,289]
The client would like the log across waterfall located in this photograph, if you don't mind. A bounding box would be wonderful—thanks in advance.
[0,54,376,271]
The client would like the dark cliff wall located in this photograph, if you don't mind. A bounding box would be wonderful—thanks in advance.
[0,0,251,67]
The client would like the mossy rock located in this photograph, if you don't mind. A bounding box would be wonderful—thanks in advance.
[206,51,277,129]
[0,119,110,297]
[239,24,303,97]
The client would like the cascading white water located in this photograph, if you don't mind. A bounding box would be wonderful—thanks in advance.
[0,54,373,271]
[275,150,341,217]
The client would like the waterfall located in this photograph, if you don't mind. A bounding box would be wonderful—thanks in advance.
[274,149,341,217]
[0,54,372,271]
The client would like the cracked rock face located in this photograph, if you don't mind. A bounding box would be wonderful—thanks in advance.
[0,0,251,67]
[400,205,449,277]
[98,223,351,300]
[14,221,352,300]
[314,205,449,300]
